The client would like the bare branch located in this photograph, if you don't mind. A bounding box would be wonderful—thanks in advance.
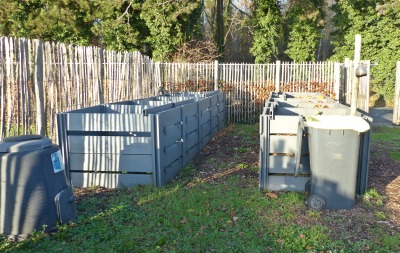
[230,2,252,18]
[172,40,221,63]
[117,0,134,21]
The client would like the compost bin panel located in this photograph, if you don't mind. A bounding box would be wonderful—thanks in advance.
[66,114,152,132]
[68,136,153,154]
[69,153,153,173]
[70,172,153,188]
[198,97,212,149]
[155,107,184,186]
[268,156,310,174]
[270,116,298,134]
[182,102,200,167]
[210,95,219,135]
[266,176,310,191]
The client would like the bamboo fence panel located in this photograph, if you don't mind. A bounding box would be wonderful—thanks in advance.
[0,37,158,140]
[1,36,346,140]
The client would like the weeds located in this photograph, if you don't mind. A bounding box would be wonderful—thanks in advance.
[1,124,399,252]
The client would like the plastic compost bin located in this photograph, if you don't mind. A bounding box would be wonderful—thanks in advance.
[304,116,370,210]
[0,135,77,239]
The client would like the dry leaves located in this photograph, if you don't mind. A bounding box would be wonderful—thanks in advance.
[266,192,279,199]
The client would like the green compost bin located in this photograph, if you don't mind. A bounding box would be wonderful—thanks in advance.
[305,116,370,210]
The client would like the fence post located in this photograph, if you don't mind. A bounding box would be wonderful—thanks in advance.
[334,62,341,101]
[214,60,219,90]
[275,60,281,92]
[393,61,400,124]
[136,52,142,99]
[34,39,46,136]
[0,39,4,139]
[350,34,361,116]
[342,57,350,104]
[155,62,162,96]
[98,48,104,104]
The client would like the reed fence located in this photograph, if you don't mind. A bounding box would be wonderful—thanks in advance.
[161,61,341,123]
[1,36,348,140]
[0,37,160,140]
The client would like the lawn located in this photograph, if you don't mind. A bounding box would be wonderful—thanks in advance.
[1,125,399,252]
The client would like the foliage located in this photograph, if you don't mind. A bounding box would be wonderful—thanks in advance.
[249,0,283,63]
[0,0,148,51]
[330,0,400,104]
[284,20,321,61]
[90,0,149,52]
[283,0,324,61]
[0,0,92,45]
[0,0,202,57]
[249,0,324,63]
[140,0,202,61]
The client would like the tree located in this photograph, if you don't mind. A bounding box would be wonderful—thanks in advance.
[141,0,202,61]
[283,0,324,62]
[331,0,400,104]
[91,0,148,52]
[249,0,283,63]
[0,0,149,52]
[0,0,93,45]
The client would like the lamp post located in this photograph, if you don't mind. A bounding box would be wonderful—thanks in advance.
[350,64,368,116]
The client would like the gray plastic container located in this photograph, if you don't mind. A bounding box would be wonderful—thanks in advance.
[306,116,370,210]
[0,135,77,239]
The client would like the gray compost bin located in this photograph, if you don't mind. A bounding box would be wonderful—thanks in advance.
[259,92,371,195]
[57,91,226,188]
[305,116,370,210]
[0,135,77,239]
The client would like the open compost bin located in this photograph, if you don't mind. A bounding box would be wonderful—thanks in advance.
[57,91,226,188]
[304,116,370,210]
[259,92,371,195]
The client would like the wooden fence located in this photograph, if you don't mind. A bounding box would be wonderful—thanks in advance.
[161,61,341,123]
[1,36,348,140]
[0,37,161,140]
[393,61,400,124]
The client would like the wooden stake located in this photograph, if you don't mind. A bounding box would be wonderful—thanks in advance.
[350,34,361,116]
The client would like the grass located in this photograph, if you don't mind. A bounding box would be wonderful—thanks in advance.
[1,124,399,252]
[372,126,400,161]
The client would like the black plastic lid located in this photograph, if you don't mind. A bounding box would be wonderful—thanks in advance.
[4,135,43,142]
[0,135,52,153]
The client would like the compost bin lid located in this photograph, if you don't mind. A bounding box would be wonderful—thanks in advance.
[306,115,370,133]
[0,135,52,153]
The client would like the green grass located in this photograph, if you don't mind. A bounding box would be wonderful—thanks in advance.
[372,126,400,161]
[1,124,399,252]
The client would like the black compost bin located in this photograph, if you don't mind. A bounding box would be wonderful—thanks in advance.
[0,135,77,239]
[305,116,370,210]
